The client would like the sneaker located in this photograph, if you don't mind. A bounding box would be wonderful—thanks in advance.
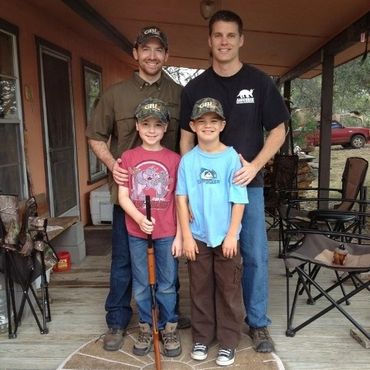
[249,327,275,353]
[160,322,182,357]
[216,347,235,366]
[191,342,208,361]
[133,323,153,356]
[177,315,191,329]
[103,328,125,351]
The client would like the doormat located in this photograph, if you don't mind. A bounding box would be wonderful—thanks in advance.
[57,327,285,370]
[84,226,112,256]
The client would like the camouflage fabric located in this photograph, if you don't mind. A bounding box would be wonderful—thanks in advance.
[135,97,170,124]
[191,97,225,121]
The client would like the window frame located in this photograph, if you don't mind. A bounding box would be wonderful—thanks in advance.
[81,59,107,184]
[0,19,28,199]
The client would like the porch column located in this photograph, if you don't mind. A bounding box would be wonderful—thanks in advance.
[281,80,293,155]
[318,51,334,206]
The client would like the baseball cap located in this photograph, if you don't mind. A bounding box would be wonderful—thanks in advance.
[135,26,168,50]
[191,97,225,121]
[135,97,170,124]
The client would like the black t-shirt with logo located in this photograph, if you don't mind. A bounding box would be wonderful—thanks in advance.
[180,64,290,186]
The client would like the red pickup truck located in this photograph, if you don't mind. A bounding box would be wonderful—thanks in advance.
[306,120,370,149]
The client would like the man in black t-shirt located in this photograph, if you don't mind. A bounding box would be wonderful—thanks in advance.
[180,10,290,354]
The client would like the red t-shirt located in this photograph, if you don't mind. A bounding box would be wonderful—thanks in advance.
[120,146,180,239]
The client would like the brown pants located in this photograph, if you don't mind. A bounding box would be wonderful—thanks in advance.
[188,239,243,349]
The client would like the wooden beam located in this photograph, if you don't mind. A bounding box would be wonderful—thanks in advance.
[281,80,293,155]
[277,11,370,84]
[318,51,334,206]
[61,0,133,55]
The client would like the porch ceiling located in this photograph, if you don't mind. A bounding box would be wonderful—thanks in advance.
[28,0,369,79]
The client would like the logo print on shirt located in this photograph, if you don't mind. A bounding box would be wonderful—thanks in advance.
[130,161,171,210]
[236,89,254,104]
[198,168,220,184]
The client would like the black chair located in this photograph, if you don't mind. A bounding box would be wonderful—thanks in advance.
[264,154,299,255]
[283,207,370,340]
[308,157,368,232]
[279,156,368,251]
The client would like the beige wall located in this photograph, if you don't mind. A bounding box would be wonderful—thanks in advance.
[1,0,134,224]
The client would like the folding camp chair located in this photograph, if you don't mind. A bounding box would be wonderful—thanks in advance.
[308,157,368,232]
[0,195,53,338]
[264,154,299,255]
[265,154,299,229]
[279,156,368,253]
[283,208,370,341]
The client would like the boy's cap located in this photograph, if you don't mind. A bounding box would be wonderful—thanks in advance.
[135,97,170,124]
[135,26,168,49]
[191,97,225,120]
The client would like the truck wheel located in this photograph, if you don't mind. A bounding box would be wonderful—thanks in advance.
[350,135,365,149]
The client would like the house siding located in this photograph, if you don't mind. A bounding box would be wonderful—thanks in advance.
[0,0,134,224]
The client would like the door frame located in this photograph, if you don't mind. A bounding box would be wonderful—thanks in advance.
[37,38,80,217]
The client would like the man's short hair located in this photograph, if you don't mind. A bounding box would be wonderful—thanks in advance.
[208,10,243,36]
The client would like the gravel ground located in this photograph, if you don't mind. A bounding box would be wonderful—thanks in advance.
[310,144,369,191]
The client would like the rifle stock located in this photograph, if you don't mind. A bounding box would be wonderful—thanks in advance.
[146,195,161,370]
[152,304,161,370]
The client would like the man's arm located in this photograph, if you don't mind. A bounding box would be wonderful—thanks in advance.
[179,129,196,155]
[89,138,127,185]
[234,122,286,186]
[89,139,115,171]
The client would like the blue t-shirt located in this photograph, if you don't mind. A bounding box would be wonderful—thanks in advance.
[176,145,248,247]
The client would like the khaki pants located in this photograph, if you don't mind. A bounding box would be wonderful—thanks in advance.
[188,239,243,349]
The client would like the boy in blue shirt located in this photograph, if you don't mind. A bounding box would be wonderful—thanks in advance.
[176,97,248,366]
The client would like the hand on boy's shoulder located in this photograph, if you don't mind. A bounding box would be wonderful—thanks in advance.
[113,158,129,185]
[233,154,258,186]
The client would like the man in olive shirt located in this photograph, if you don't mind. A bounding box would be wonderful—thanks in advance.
[86,26,182,351]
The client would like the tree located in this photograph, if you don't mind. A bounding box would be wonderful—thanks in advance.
[333,56,370,125]
[291,54,370,126]
[163,66,203,86]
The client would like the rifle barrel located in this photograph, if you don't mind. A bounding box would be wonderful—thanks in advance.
[145,195,161,370]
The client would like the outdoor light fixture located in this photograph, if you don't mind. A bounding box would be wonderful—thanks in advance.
[200,0,219,20]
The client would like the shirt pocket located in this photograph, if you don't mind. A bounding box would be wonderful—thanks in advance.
[114,113,141,156]
[115,112,136,139]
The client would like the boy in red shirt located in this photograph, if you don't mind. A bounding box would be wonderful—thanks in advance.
[118,98,182,357]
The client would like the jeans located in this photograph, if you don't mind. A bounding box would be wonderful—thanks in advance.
[128,235,178,330]
[105,205,133,329]
[239,187,271,328]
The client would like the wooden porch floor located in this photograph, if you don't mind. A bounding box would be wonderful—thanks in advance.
[0,241,369,369]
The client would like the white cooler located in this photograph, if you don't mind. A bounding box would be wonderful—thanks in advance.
[89,184,113,225]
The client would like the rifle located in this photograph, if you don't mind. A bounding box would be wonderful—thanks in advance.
[145,195,161,370]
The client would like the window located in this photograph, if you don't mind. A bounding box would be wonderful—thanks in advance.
[82,60,106,183]
[331,121,342,129]
[0,21,27,199]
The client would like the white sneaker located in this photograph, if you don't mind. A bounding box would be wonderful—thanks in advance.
[216,347,235,366]
[191,342,208,360]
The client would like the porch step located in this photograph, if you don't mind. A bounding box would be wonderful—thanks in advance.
[350,328,370,348]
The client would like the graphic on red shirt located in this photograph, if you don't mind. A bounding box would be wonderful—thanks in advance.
[129,160,172,211]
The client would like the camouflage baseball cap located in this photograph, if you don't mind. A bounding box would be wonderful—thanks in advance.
[135,97,170,124]
[135,26,168,50]
[191,97,225,121]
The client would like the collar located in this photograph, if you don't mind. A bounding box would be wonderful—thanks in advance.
[133,71,163,89]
